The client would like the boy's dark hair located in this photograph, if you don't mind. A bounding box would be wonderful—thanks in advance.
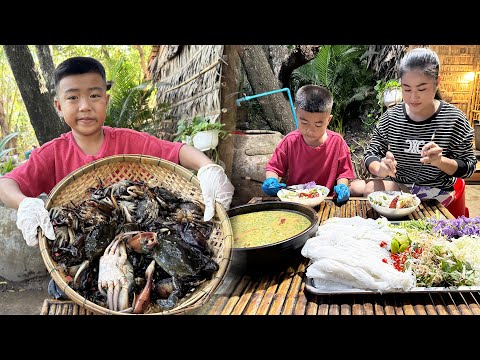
[295,85,333,113]
[54,57,107,94]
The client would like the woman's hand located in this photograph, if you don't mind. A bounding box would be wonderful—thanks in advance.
[420,141,443,167]
[378,150,397,178]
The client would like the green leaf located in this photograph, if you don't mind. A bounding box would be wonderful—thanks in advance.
[0,132,19,151]
[0,132,19,162]
[105,57,155,130]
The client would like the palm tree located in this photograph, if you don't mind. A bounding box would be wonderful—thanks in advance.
[105,57,156,131]
[292,45,375,134]
[362,45,408,81]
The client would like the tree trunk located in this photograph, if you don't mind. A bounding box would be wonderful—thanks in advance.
[277,45,321,88]
[218,45,240,179]
[236,45,295,135]
[266,45,291,80]
[3,45,69,145]
[35,45,56,101]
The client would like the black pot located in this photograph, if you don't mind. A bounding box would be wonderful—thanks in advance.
[227,201,319,274]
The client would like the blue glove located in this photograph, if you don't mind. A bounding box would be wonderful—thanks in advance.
[333,184,350,205]
[262,177,286,196]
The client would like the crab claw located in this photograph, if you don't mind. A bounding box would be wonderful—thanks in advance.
[132,260,155,314]
[98,239,134,312]
[126,232,158,254]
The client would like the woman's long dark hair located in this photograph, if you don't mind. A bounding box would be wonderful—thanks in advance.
[399,47,442,100]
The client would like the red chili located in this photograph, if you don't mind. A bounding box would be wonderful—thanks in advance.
[382,258,388,263]
[389,195,400,208]
[379,241,387,247]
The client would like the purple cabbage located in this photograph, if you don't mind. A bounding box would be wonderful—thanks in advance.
[301,181,317,190]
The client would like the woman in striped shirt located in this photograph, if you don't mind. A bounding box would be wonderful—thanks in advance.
[352,47,477,206]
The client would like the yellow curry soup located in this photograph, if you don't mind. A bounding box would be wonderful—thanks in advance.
[230,210,311,248]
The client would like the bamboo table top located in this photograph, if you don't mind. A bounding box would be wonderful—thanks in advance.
[188,197,480,315]
[42,198,480,315]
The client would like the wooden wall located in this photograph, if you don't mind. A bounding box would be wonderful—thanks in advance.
[409,45,480,126]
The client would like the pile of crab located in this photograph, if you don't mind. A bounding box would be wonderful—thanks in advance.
[48,179,219,314]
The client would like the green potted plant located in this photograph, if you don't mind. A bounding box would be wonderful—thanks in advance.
[174,116,227,151]
[376,79,402,108]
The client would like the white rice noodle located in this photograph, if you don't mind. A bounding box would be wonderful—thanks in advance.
[301,216,416,292]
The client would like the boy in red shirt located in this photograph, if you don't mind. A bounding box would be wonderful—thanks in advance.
[0,56,234,248]
[262,85,361,204]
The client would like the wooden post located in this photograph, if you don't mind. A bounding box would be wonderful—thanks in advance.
[218,45,240,179]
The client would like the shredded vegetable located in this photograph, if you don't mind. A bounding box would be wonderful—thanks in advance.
[370,192,419,209]
[448,235,480,284]
[390,224,477,287]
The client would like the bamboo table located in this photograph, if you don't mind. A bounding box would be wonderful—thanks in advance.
[188,197,480,315]
[41,198,480,315]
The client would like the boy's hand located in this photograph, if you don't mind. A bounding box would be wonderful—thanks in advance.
[16,197,55,246]
[262,177,286,196]
[333,184,350,205]
[197,164,235,221]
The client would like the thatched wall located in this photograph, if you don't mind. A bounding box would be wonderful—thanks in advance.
[148,45,225,140]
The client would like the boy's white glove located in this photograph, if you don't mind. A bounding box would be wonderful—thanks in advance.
[197,164,235,221]
[16,197,55,247]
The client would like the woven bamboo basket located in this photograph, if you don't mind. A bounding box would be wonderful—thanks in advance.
[38,154,233,315]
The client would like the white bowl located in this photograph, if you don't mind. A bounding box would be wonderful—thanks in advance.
[277,185,329,207]
[367,191,421,219]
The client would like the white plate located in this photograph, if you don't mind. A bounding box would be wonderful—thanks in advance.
[367,191,420,219]
[277,185,329,207]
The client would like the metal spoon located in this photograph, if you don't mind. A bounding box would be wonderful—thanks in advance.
[411,130,436,192]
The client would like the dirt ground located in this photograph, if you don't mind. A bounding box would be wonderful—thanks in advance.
[0,274,50,315]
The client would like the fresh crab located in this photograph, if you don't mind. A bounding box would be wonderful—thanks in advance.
[173,202,205,225]
[52,225,76,249]
[135,191,160,225]
[49,206,79,228]
[108,180,146,201]
[98,236,134,312]
[76,200,111,227]
[127,231,219,310]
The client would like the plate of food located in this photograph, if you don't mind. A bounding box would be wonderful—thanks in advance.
[367,191,421,219]
[277,182,329,207]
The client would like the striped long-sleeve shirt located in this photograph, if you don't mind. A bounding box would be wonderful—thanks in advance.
[364,101,477,190]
